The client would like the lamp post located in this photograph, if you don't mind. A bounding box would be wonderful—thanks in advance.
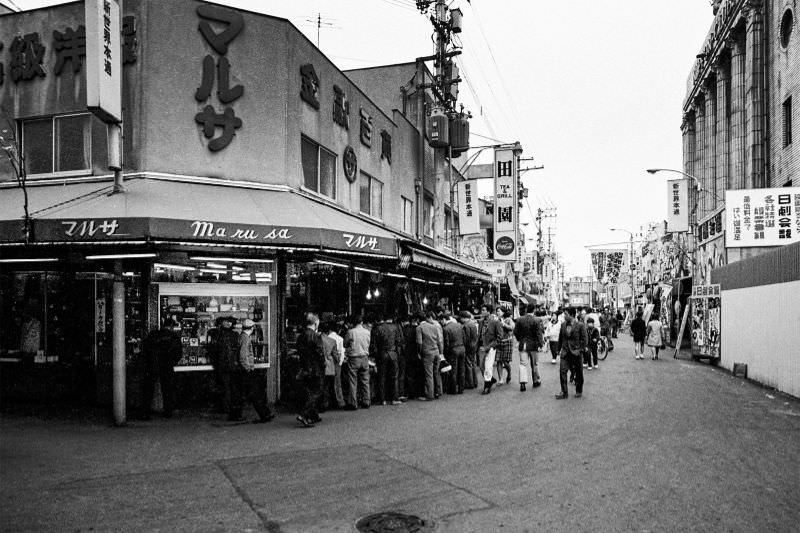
[610,228,635,312]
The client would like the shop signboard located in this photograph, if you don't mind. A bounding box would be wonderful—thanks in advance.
[86,0,122,123]
[492,147,518,261]
[666,179,689,232]
[1,217,398,256]
[690,284,721,359]
[484,261,507,280]
[725,187,800,247]
[456,180,480,235]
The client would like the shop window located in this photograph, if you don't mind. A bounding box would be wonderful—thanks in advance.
[402,197,414,234]
[300,135,336,199]
[21,114,91,176]
[359,171,383,219]
[783,96,793,148]
[423,193,434,237]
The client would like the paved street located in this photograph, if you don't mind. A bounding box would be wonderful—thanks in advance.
[2,340,799,533]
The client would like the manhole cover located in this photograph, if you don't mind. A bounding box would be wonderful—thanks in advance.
[355,512,435,533]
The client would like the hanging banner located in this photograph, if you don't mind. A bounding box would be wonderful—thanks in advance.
[492,147,518,261]
[666,179,689,232]
[456,180,480,235]
[590,249,626,284]
[725,187,800,247]
[86,0,122,123]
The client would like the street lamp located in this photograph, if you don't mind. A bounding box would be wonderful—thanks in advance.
[610,228,636,313]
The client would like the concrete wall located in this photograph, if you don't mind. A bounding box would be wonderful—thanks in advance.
[720,280,800,397]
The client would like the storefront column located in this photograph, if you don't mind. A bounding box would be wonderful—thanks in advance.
[744,0,765,188]
[729,33,747,190]
[703,79,717,217]
[694,94,706,219]
[112,260,126,426]
[714,57,730,204]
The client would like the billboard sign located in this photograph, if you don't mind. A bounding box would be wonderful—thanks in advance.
[492,147,518,261]
[456,180,480,235]
[725,187,800,247]
[666,179,689,232]
[86,0,122,123]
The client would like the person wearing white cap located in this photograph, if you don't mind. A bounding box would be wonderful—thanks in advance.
[237,318,274,423]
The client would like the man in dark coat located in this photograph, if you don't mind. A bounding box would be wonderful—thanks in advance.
[295,312,327,426]
[369,312,404,405]
[556,307,587,399]
[141,318,183,419]
[442,311,466,394]
[478,304,504,394]
[213,317,243,421]
[460,311,479,389]
[236,318,274,423]
[514,302,542,392]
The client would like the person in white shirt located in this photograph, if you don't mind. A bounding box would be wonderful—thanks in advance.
[544,313,562,364]
[320,320,345,409]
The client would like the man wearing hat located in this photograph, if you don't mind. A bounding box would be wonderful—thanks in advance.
[235,318,275,423]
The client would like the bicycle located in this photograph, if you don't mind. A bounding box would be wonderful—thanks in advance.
[596,334,614,361]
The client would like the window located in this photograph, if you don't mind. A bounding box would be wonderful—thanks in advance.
[21,114,91,176]
[300,136,336,199]
[780,8,793,49]
[423,193,434,237]
[402,197,414,234]
[783,97,793,147]
[359,172,383,219]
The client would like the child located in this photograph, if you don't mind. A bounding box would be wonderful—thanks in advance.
[585,317,600,370]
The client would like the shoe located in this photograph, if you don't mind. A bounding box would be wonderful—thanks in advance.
[440,363,452,373]
[381,401,388,405]
[587,366,593,371]
[296,415,314,427]
[391,400,402,405]
[253,413,275,423]
[309,416,322,423]
[554,392,568,400]
[398,396,408,402]
[358,404,370,409]
[506,374,511,384]
[575,393,582,398]
[491,377,497,385]
[582,363,588,368]
[532,381,542,388]
[551,359,557,364]
[416,397,428,401]
[343,404,357,411]
[520,383,526,392]
[434,394,441,399]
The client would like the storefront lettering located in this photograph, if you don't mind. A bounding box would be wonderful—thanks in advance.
[300,63,320,110]
[194,5,245,152]
[62,219,119,237]
[343,233,379,251]
[333,84,349,129]
[53,25,86,75]
[191,221,292,241]
[10,33,46,82]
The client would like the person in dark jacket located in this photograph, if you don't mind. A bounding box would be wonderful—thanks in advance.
[370,312,404,405]
[514,302,542,392]
[236,318,275,423]
[478,304,503,395]
[401,314,422,399]
[295,312,327,427]
[141,318,183,419]
[442,311,466,394]
[630,309,647,360]
[555,307,587,399]
[460,311,479,389]
[213,317,243,421]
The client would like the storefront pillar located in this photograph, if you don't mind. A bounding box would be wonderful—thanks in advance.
[112,260,126,426]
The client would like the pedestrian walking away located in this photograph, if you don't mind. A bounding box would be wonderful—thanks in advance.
[370,312,404,405]
[514,302,543,391]
[210,317,244,421]
[320,320,345,410]
[646,313,664,360]
[237,318,275,423]
[416,310,444,400]
[630,309,647,360]
[140,318,183,419]
[555,307,586,399]
[442,311,466,394]
[343,314,371,409]
[460,310,479,390]
[295,312,327,427]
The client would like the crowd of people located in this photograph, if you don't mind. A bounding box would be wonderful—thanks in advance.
[138,302,657,424]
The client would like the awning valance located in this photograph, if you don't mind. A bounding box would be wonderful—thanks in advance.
[403,244,492,283]
[0,179,398,257]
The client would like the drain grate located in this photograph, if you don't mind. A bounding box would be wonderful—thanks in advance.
[355,512,435,533]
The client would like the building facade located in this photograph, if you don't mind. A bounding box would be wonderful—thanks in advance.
[0,0,490,415]
[682,0,799,284]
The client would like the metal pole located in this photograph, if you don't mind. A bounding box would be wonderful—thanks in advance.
[416,61,425,241]
[112,260,126,426]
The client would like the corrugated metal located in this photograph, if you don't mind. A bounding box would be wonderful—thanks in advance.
[712,241,800,290]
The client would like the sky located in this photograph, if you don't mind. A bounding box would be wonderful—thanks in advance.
[11,0,715,278]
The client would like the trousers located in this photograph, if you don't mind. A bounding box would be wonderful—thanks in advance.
[482,347,496,382]
[559,353,583,395]
[375,351,399,403]
[421,352,441,399]
[519,349,541,384]
[346,355,371,407]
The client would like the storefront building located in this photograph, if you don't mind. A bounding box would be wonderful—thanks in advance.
[0,1,490,416]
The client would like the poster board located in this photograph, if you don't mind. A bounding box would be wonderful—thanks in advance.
[689,284,721,359]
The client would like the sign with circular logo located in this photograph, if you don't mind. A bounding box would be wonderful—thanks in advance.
[495,236,515,256]
[343,146,357,183]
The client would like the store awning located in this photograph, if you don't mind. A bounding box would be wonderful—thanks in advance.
[0,178,398,257]
[403,244,492,283]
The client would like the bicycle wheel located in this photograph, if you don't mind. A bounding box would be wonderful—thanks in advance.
[597,338,609,361]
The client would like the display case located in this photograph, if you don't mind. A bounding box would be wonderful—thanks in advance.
[157,283,270,371]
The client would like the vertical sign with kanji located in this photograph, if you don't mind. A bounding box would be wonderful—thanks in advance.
[85,0,122,123]
[725,187,800,247]
[666,179,689,232]
[456,180,479,235]
[492,147,518,261]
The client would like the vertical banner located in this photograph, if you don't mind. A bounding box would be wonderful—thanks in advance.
[86,0,122,123]
[493,147,518,261]
[666,179,689,232]
[456,180,480,235]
